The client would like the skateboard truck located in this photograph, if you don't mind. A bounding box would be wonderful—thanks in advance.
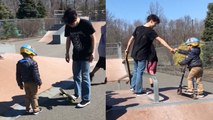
[59,88,76,101]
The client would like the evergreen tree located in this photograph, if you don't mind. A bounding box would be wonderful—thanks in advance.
[16,0,39,19]
[0,0,14,19]
[201,3,213,67]
[202,3,213,41]
[37,0,46,18]
[97,0,105,20]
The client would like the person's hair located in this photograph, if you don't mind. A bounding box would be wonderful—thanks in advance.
[147,14,160,24]
[62,8,77,24]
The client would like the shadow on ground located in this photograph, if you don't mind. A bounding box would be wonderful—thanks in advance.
[106,91,139,120]
[0,80,74,118]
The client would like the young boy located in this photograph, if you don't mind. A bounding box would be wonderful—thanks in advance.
[16,44,42,114]
[177,37,204,97]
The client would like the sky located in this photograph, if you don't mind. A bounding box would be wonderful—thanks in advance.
[106,0,212,23]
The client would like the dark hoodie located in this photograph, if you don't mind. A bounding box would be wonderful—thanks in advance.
[178,47,202,69]
[16,57,42,87]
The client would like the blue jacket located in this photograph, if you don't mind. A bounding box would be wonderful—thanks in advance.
[178,47,202,69]
[16,57,42,86]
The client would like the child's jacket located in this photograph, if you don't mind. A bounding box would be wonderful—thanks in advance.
[16,57,42,87]
[178,47,202,69]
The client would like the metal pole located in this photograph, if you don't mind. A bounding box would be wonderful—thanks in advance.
[152,75,159,103]
[117,42,122,58]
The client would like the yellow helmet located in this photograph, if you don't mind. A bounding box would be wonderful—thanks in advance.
[20,44,37,56]
[185,37,200,47]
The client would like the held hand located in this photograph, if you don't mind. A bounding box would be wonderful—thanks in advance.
[170,48,176,54]
[65,54,70,63]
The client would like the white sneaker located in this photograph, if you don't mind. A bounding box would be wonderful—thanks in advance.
[76,101,91,108]
[33,108,42,115]
[197,94,204,98]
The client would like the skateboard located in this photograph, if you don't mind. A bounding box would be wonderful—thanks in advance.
[59,88,76,101]
[177,66,198,99]
[125,53,132,84]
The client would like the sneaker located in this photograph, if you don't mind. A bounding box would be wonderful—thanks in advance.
[26,109,31,114]
[33,108,42,115]
[70,94,79,100]
[76,101,91,108]
[146,88,153,95]
[135,91,146,96]
[130,88,134,92]
[197,93,204,98]
[184,90,193,95]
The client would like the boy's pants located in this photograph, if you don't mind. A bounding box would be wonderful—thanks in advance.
[24,82,39,112]
[187,67,204,94]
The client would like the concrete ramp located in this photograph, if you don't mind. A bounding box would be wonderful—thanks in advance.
[38,31,56,43]
[106,89,213,120]
[0,53,72,102]
[106,59,128,82]
[0,53,96,115]
[38,21,106,44]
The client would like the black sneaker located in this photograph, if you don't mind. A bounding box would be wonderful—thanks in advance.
[135,91,146,96]
[33,108,42,115]
[146,88,153,95]
[76,101,91,108]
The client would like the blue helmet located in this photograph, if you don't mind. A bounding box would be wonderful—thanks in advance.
[20,44,37,56]
[185,37,200,47]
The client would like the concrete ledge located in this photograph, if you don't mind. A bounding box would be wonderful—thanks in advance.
[106,89,213,120]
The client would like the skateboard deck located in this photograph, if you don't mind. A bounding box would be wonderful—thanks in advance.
[125,53,132,84]
[59,88,76,101]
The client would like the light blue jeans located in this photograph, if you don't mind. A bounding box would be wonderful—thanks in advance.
[131,60,146,93]
[72,60,91,101]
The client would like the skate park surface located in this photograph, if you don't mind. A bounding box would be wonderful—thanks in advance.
[1,20,213,119]
[106,58,213,120]
[0,21,105,119]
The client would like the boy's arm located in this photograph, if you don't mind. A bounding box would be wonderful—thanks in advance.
[89,33,96,62]
[155,37,175,53]
[177,49,189,55]
[32,62,42,86]
[125,36,134,56]
[16,63,23,89]
[65,37,71,63]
